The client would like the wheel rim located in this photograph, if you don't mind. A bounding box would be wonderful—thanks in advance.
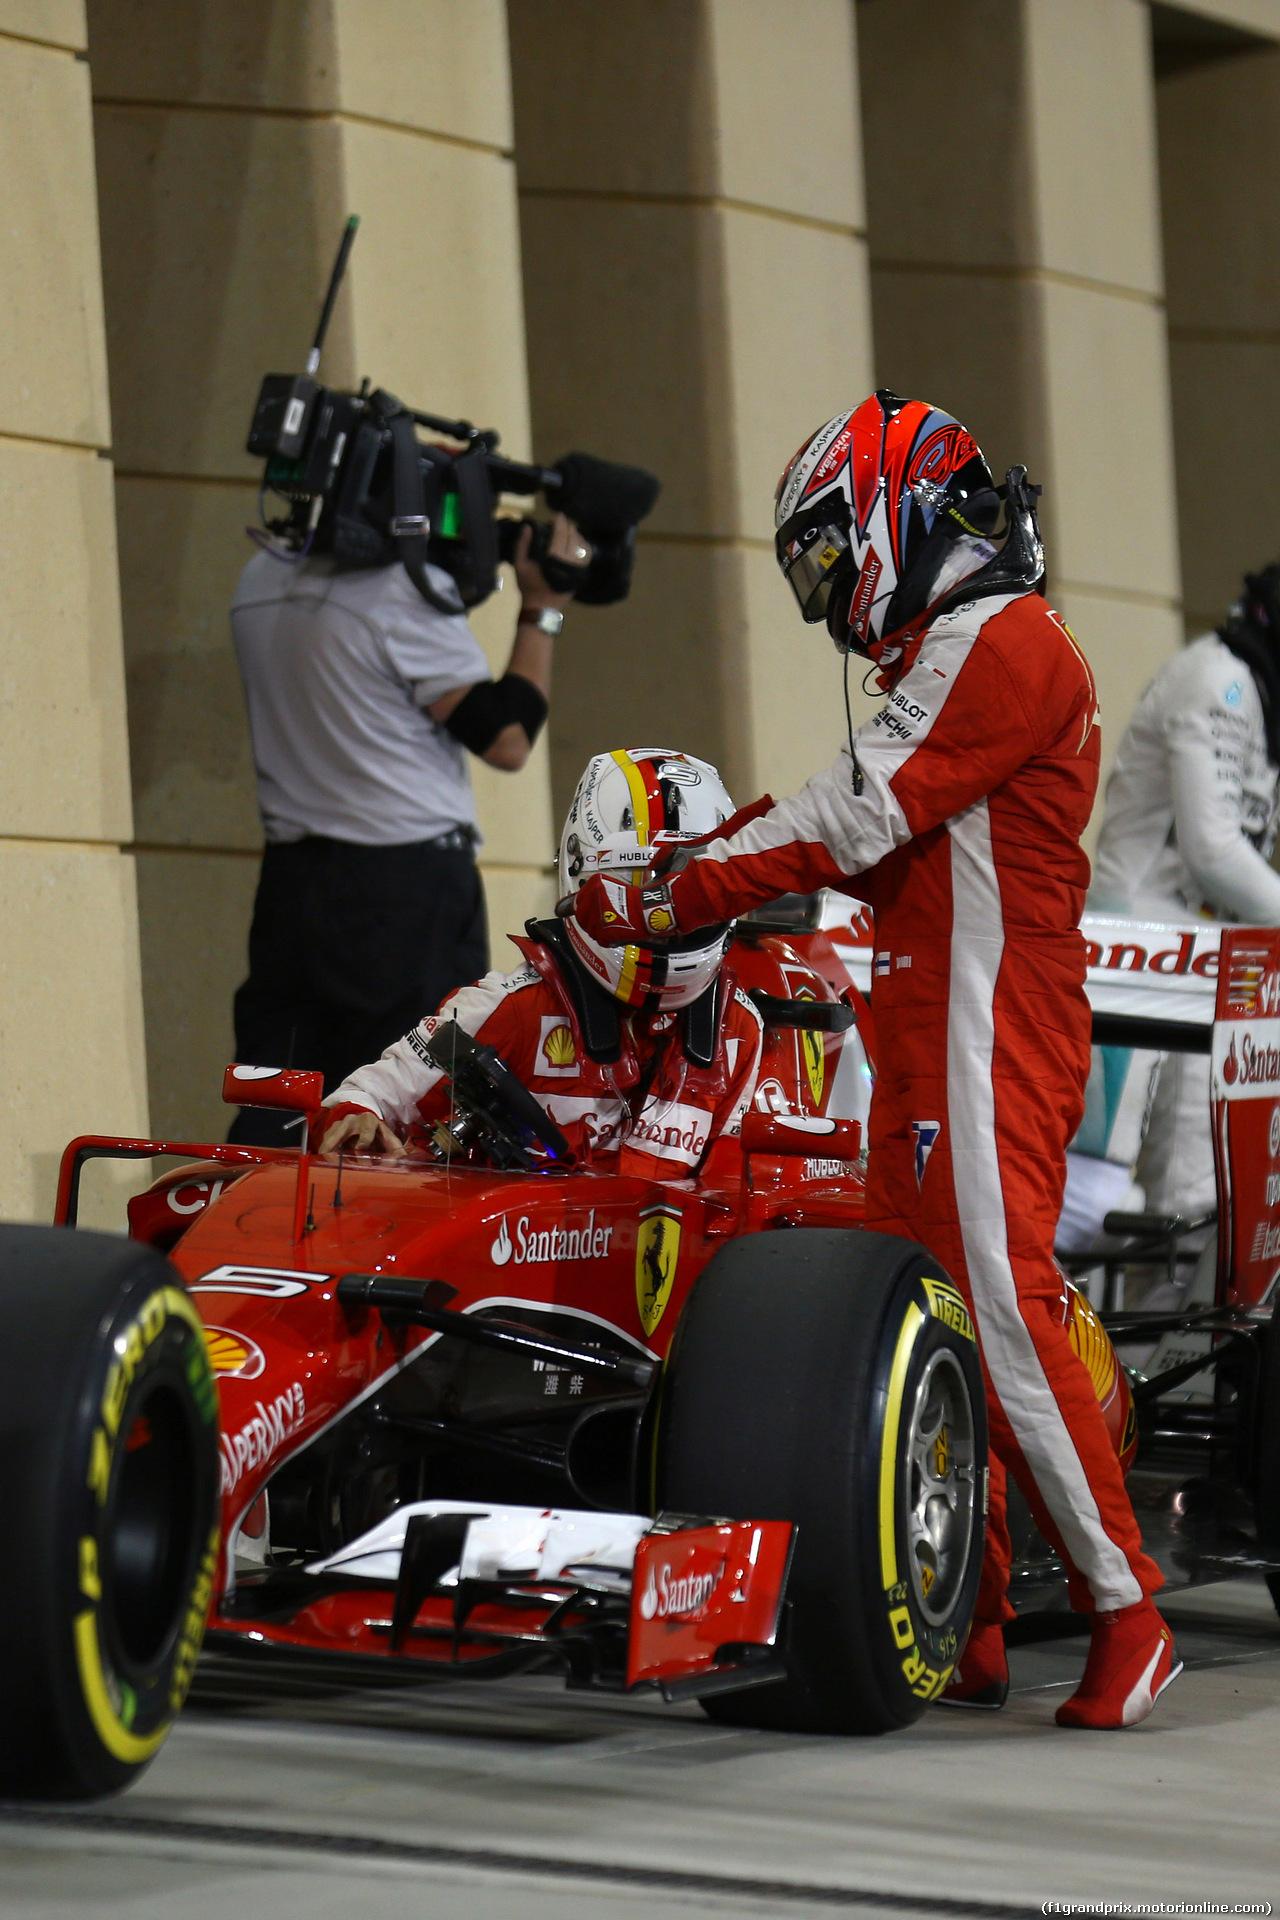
[904,1347,977,1626]
[105,1383,203,1674]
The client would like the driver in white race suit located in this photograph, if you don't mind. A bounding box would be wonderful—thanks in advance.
[316,748,764,1183]
[1090,564,1280,1225]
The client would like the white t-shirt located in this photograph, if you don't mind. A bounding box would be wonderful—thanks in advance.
[231,551,492,846]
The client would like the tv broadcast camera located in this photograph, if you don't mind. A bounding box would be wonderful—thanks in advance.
[246,217,660,615]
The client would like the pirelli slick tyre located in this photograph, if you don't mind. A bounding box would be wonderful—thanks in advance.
[0,1225,220,1799]
[657,1228,987,1734]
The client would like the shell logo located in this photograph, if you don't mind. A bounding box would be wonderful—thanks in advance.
[543,1023,576,1069]
[1066,1289,1116,1405]
[202,1326,266,1381]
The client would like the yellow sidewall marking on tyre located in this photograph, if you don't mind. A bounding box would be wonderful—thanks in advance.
[878,1301,925,1590]
[921,1277,975,1344]
[73,1610,171,1765]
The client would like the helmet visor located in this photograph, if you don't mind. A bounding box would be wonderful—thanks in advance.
[775,497,854,623]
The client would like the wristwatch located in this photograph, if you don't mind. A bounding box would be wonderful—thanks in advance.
[520,605,564,637]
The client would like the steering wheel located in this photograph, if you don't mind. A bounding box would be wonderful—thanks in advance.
[421,1022,574,1171]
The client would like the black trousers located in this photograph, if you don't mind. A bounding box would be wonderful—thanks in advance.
[228,835,487,1144]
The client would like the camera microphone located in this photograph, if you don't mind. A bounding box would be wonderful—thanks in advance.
[543,453,660,541]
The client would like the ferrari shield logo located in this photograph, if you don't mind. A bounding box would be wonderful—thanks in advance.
[794,989,825,1108]
[636,1205,681,1338]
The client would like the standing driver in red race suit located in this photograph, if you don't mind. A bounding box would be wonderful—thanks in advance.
[567,392,1179,1730]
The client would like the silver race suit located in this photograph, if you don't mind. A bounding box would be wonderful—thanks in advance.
[1089,634,1280,1221]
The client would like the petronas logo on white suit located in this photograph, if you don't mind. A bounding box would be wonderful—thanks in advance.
[912,1120,941,1188]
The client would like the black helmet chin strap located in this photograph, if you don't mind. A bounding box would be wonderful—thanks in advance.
[1220,567,1280,767]
[934,465,1045,616]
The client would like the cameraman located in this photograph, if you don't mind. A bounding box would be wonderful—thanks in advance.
[227,515,586,1144]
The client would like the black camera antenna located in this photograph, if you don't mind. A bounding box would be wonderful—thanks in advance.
[306,214,360,376]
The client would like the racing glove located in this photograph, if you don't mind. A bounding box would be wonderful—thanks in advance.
[562,793,779,948]
[567,874,680,947]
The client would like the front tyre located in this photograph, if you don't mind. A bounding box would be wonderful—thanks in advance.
[0,1225,221,1799]
[658,1228,987,1733]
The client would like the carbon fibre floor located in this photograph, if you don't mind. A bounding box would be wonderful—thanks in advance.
[1,1579,1277,1919]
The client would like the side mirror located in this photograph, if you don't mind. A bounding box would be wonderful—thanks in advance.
[740,1113,861,1159]
[222,1064,325,1113]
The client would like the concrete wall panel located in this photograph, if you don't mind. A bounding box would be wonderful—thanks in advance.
[85,0,336,110]
[720,209,872,544]
[705,0,863,227]
[517,195,735,536]
[1024,0,1163,294]
[340,122,529,442]
[1038,283,1180,599]
[0,840,147,1220]
[332,0,512,147]
[0,20,145,1222]
[508,0,710,196]
[1159,44,1280,332]
[738,544,872,801]
[114,475,260,849]
[868,268,1045,484]
[0,36,110,446]
[1158,41,1280,638]
[545,539,742,817]
[0,1,84,50]
[0,440,132,841]
[94,106,349,479]
[514,0,872,806]
[1054,589,1184,847]
[861,0,1181,841]
[857,0,1030,270]
[94,0,549,1121]
[1167,340,1280,631]
[134,846,257,1141]
[481,866,556,970]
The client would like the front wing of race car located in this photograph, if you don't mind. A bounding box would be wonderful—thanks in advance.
[214,1505,795,1702]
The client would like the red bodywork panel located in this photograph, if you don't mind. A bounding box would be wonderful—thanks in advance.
[59,930,863,1686]
[1213,927,1280,1309]
[627,1522,793,1687]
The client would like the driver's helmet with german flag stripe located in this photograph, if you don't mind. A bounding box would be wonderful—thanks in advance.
[558,748,734,1011]
[774,389,1000,654]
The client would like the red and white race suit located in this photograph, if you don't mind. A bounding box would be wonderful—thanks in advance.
[668,588,1162,1618]
[323,934,764,1182]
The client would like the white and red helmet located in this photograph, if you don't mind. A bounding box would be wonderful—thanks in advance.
[559,748,734,1011]
[774,390,1000,653]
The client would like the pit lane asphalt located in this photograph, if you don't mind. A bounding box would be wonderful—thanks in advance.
[2,1579,1277,1920]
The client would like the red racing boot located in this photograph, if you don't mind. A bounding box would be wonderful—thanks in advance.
[939,1620,1009,1710]
[1055,1599,1181,1729]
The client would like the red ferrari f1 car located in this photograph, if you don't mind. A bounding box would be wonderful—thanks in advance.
[0,911,993,1800]
[6,903,1273,1803]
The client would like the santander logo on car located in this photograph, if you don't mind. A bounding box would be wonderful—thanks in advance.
[638,1557,723,1621]
[490,1211,614,1267]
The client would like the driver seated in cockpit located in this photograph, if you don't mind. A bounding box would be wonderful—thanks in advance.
[318,748,764,1180]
